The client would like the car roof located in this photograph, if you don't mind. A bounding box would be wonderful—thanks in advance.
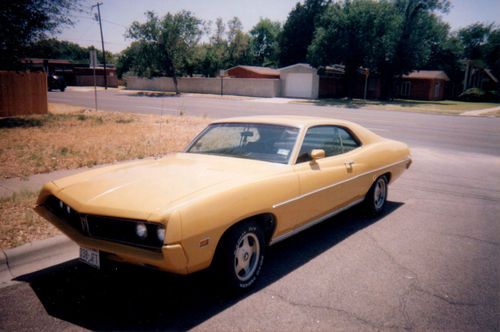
[210,115,358,129]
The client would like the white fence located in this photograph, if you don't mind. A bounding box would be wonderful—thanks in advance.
[126,76,281,98]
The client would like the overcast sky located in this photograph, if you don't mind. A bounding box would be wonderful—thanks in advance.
[57,0,500,54]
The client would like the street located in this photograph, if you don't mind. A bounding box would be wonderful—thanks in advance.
[0,90,499,331]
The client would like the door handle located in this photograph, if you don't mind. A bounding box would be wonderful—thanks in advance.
[344,160,355,167]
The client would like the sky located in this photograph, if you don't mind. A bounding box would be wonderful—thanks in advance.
[57,0,500,54]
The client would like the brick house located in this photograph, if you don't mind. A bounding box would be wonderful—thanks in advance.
[226,65,280,79]
[398,70,449,100]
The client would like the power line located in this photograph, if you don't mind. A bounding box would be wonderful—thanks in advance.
[102,19,128,29]
[74,15,128,29]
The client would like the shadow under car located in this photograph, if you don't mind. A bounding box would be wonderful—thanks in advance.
[15,201,404,330]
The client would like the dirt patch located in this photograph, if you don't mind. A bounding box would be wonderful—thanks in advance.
[0,103,211,178]
[0,191,60,249]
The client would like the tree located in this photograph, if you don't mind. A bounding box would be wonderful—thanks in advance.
[249,18,281,67]
[127,10,204,93]
[116,41,142,79]
[226,17,251,67]
[206,17,229,74]
[0,0,83,70]
[308,0,401,98]
[279,0,329,67]
[28,38,115,65]
[483,28,500,82]
[456,23,500,92]
[192,17,252,76]
[458,23,492,61]
[377,0,451,99]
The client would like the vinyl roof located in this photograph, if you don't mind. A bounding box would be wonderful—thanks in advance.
[211,115,356,128]
[210,116,382,144]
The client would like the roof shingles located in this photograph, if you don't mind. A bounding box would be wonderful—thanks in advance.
[403,70,450,81]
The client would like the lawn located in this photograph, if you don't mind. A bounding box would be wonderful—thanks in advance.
[0,191,59,249]
[293,98,500,115]
[0,103,212,248]
[0,103,211,179]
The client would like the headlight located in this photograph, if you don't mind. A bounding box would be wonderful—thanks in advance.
[157,227,165,242]
[135,223,148,239]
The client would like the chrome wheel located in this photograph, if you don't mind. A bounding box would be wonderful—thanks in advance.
[234,233,260,282]
[373,177,387,210]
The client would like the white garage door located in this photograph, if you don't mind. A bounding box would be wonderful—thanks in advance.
[284,73,313,98]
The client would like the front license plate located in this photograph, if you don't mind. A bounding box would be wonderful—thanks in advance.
[79,247,100,269]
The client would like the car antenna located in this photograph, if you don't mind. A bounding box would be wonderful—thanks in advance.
[157,96,164,159]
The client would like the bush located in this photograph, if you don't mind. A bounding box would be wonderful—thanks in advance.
[459,88,500,102]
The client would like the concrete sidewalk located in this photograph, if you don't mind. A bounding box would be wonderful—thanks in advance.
[0,158,154,286]
[460,105,500,116]
[0,167,88,286]
[0,167,87,199]
[0,235,78,286]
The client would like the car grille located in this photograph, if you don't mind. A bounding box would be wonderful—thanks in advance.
[43,195,164,250]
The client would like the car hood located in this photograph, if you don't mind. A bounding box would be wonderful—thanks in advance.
[52,153,287,220]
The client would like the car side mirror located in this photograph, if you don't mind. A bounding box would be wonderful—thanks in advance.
[310,149,325,161]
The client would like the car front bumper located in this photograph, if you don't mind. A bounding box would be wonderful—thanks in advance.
[34,205,189,275]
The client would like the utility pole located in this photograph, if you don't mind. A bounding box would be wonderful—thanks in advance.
[92,2,107,89]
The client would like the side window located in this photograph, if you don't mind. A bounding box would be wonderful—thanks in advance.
[296,126,360,163]
[338,127,359,153]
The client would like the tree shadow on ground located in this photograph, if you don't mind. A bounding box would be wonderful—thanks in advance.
[16,201,403,330]
[0,117,43,128]
[128,91,180,98]
[308,98,459,108]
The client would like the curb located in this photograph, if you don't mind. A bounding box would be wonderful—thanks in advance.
[0,235,78,285]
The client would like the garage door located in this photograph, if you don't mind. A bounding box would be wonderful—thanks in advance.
[284,73,313,98]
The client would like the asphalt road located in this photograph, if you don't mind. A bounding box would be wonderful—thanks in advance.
[0,90,499,331]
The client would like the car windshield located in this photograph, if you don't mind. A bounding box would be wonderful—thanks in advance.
[187,123,299,164]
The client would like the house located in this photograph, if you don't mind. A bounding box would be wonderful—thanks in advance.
[463,61,498,92]
[279,63,319,99]
[318,65,381,99]
[73,66,118,87]
[24,58,118,87]
[398,70,449,100]
[225,66,280,79]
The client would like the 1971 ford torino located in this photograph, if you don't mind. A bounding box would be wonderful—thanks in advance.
[35,116,411,289]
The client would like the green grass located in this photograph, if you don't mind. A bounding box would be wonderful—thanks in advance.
[292,98,500,115]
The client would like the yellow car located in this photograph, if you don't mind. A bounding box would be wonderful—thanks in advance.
[35,116,411,289]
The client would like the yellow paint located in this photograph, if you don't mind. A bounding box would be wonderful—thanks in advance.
[35,116,411,274]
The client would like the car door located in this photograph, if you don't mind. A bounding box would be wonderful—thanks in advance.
[291,125,362,227]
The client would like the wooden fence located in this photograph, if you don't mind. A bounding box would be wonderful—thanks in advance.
[0,71,48,117]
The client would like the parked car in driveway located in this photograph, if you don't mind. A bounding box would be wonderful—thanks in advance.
[47,74,66,92]
[35,116,411,289]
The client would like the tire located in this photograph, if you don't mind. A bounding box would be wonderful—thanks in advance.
[60,87,65,92]
[365,175,388,215]
[215,221,265,290]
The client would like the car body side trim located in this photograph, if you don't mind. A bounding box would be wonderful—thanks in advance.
[269,197,365,246]
[272,158,409,209]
